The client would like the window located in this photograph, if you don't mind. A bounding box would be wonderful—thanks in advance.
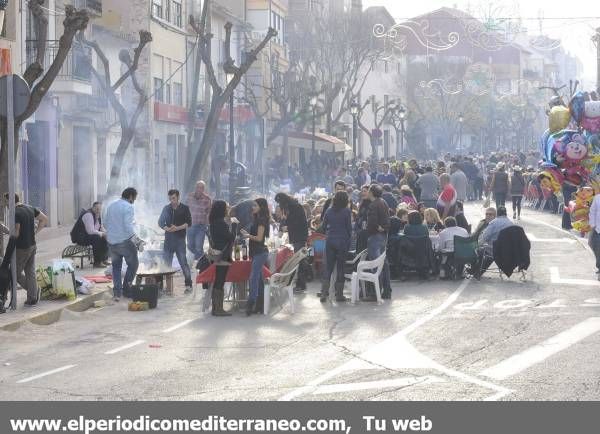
[152,0,163,19]
[173,82,183,106]
[270,11,285,45]
[173,1,182,27]
[154,77,164,102]
[164,0,171,22]
[165,83,171,104]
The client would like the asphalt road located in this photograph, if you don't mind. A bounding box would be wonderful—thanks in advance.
[1,204,599,401]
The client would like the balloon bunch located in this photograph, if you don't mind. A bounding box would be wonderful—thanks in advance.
[538,91,600,233]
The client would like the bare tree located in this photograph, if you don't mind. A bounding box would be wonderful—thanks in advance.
[0,1,89,199]
[78,30,152,196]
[298,8,380,135]
[355,98,398,158]
[184,0,276,193]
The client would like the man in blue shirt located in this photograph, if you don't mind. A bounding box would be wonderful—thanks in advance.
[104,187,139,301]
[376,163,397,185]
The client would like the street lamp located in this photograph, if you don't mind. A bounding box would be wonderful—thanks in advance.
[398,106,406,156]
[350,100,359,160]
[226,71,235,203]
[458,113,464,153]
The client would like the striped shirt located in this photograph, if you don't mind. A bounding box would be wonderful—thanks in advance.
[187,192,212,226]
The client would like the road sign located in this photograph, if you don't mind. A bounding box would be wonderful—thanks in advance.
[0,74,31,118]
[372,128,383,139]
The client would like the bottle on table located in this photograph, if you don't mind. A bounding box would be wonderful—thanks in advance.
[234,242,241,261]
[242,240,248,260]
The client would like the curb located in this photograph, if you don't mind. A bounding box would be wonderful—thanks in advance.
[0,288,112,332]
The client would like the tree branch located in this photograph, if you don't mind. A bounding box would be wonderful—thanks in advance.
[17,5,89,123]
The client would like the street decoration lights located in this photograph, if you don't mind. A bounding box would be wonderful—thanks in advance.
[350,100,359,160]
[225,70,235,203]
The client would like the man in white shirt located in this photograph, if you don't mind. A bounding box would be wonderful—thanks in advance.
[588,193,600,280]
[437,216,469,279]
[438,216,469,253]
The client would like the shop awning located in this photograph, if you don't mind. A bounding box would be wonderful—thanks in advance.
[274,131,352,153]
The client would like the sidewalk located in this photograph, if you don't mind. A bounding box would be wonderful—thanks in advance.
[1,225,112,331]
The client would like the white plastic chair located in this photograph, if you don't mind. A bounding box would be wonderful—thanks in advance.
[328,249,368,296]
[350,251,387,304]
[264,265,299,315]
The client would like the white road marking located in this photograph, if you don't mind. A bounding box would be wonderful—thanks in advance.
[481,317,600,380]
[17,365,77,384]
[526,233,576,243]
[550,267,600,287]
[162,319,196,333]
[104,340,145,355]
[280,280,513,401]
[520,216,592,254]
[312,376,444,395]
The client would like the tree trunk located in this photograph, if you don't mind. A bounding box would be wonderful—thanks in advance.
[185,93,227,193]
[106,130,134,196]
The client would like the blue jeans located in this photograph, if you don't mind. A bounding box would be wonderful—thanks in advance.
[164,237,192,287]
[109,240,139,297]
[187,224,208,260]
[248,251,269,303]
[367,233,391,292]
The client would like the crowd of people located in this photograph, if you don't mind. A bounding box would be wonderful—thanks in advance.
[0,150,544,313]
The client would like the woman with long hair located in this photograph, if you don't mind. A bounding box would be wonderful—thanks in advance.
[424,208,445,233]
[241,198,271,316]
[208,200,235,316]
[355,185,372,254]
[321,191,352,303]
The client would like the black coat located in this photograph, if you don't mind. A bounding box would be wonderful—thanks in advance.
[209,219,235,262]
[286,201,308,244]
[493,226,531,277]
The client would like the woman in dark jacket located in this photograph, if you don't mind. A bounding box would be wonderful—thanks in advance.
[241,198,270,316]
[275,192,309,292]
[321,191,352,303]
[454,201,471,234]
[403,210,429,237]
[491,163,509,209]
[355,186,372,254]
[510,166,525,220]
[208,200,235,317]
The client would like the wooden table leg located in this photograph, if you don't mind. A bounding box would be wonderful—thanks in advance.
[165,274,174,296]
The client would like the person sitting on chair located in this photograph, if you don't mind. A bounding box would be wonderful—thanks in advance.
[437,217,469,279]
[70,201,109,268]
[474,206,514,279]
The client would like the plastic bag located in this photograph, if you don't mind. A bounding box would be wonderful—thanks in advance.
[47,260,77,301]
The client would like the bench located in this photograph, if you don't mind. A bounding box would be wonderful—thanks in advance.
[61,245,93,269]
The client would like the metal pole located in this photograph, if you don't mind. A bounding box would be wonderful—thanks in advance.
[596,27,600,93]
[228,92,234,204]
[352,114,357,159]
[311,107,316,190]
[6,74,17,310]
[261,117,266,194]
[400,120,405,156]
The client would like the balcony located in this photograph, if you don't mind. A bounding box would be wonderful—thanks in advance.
[73,0,102,16]
[74,93,108,112]
[26,40,92,83]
